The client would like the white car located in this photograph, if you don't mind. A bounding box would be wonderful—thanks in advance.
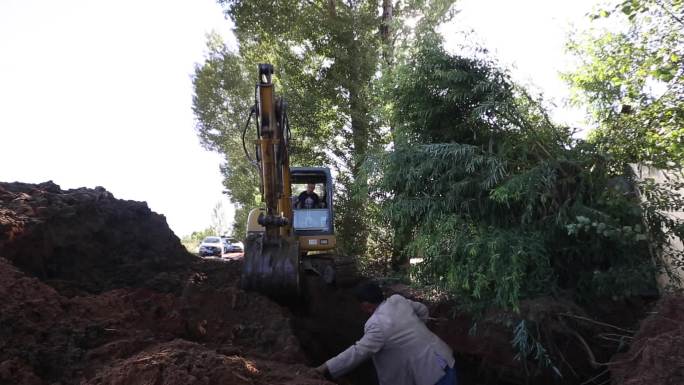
[221,237,244,253]
[198,236,223,257]
[230,241,244,253]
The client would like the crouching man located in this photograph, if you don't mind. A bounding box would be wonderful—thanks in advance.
[315,281,457,385]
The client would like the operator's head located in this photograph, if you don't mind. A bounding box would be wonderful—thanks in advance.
[306,183,316,193]
[354,281,384,314]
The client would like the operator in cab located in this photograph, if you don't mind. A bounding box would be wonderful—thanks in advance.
[315,281,457,385]
[296,183,321,209]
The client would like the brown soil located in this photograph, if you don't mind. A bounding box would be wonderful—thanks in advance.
[610,295,684,385]
[83,340,325,385]
[292,277,379,385]
[0,181,193,295]
[0,254,332,385]
[0,181,331,385]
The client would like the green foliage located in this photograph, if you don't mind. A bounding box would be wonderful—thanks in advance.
[375,33,669,311]
[407,216,552,311]
[194,0,457,253]
[566,0,684,168]
[637,171,684,285]
[511,320,562,378]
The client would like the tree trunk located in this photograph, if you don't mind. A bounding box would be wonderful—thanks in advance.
[338,81,370,257]
[380,0,394,65]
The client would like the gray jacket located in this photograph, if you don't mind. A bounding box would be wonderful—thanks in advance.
[325,294,455,385]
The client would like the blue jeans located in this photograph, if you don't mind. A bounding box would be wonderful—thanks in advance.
[435,365,457,385]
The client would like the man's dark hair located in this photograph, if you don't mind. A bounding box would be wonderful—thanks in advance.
[354,281,384,304]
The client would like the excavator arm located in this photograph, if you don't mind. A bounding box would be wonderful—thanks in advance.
[241,64,300,297]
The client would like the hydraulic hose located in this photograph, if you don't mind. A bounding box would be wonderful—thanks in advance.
[242,106,258,169]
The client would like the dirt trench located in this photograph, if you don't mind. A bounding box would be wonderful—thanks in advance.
[289,277,380,385]
[289,277,663,385]
[285,278,520,385]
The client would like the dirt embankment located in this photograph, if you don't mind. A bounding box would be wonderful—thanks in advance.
[610,295,684,384]
[0,181,193,295]
[0,181,330,385]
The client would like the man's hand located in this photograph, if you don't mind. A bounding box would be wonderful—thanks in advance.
[314,363,329,377]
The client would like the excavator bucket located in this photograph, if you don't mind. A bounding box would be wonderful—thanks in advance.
[241,233,300,298]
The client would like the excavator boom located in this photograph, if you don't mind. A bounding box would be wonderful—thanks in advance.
[241,64,300,297]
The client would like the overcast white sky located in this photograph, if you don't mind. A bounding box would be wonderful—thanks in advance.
[0,0,598,237]
[443,0,597,128]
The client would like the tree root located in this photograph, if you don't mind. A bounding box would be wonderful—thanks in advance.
[571,330,646,368]
[559,313,636,334]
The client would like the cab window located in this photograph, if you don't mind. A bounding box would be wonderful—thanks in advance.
[291,182,326,209]
[293,209,330,231]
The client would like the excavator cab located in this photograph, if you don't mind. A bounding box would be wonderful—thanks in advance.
[290,167,336,252]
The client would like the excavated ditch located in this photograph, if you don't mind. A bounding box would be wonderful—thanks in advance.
[290,276,379,385]
[289,284,628,385]
[287,277,519,385]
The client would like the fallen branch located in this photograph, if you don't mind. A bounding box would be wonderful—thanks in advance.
[647,311,681,325]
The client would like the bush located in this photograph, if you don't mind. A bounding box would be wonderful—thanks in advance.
[373,34,677,311]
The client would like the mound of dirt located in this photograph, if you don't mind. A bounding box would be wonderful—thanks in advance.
[0,181,193,295]
[610,295,684,385]
[0,181,331,385]
[0,255,329,385]
[84,339,325,385]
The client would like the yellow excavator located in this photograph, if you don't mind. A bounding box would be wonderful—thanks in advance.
[240,64,356,298]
